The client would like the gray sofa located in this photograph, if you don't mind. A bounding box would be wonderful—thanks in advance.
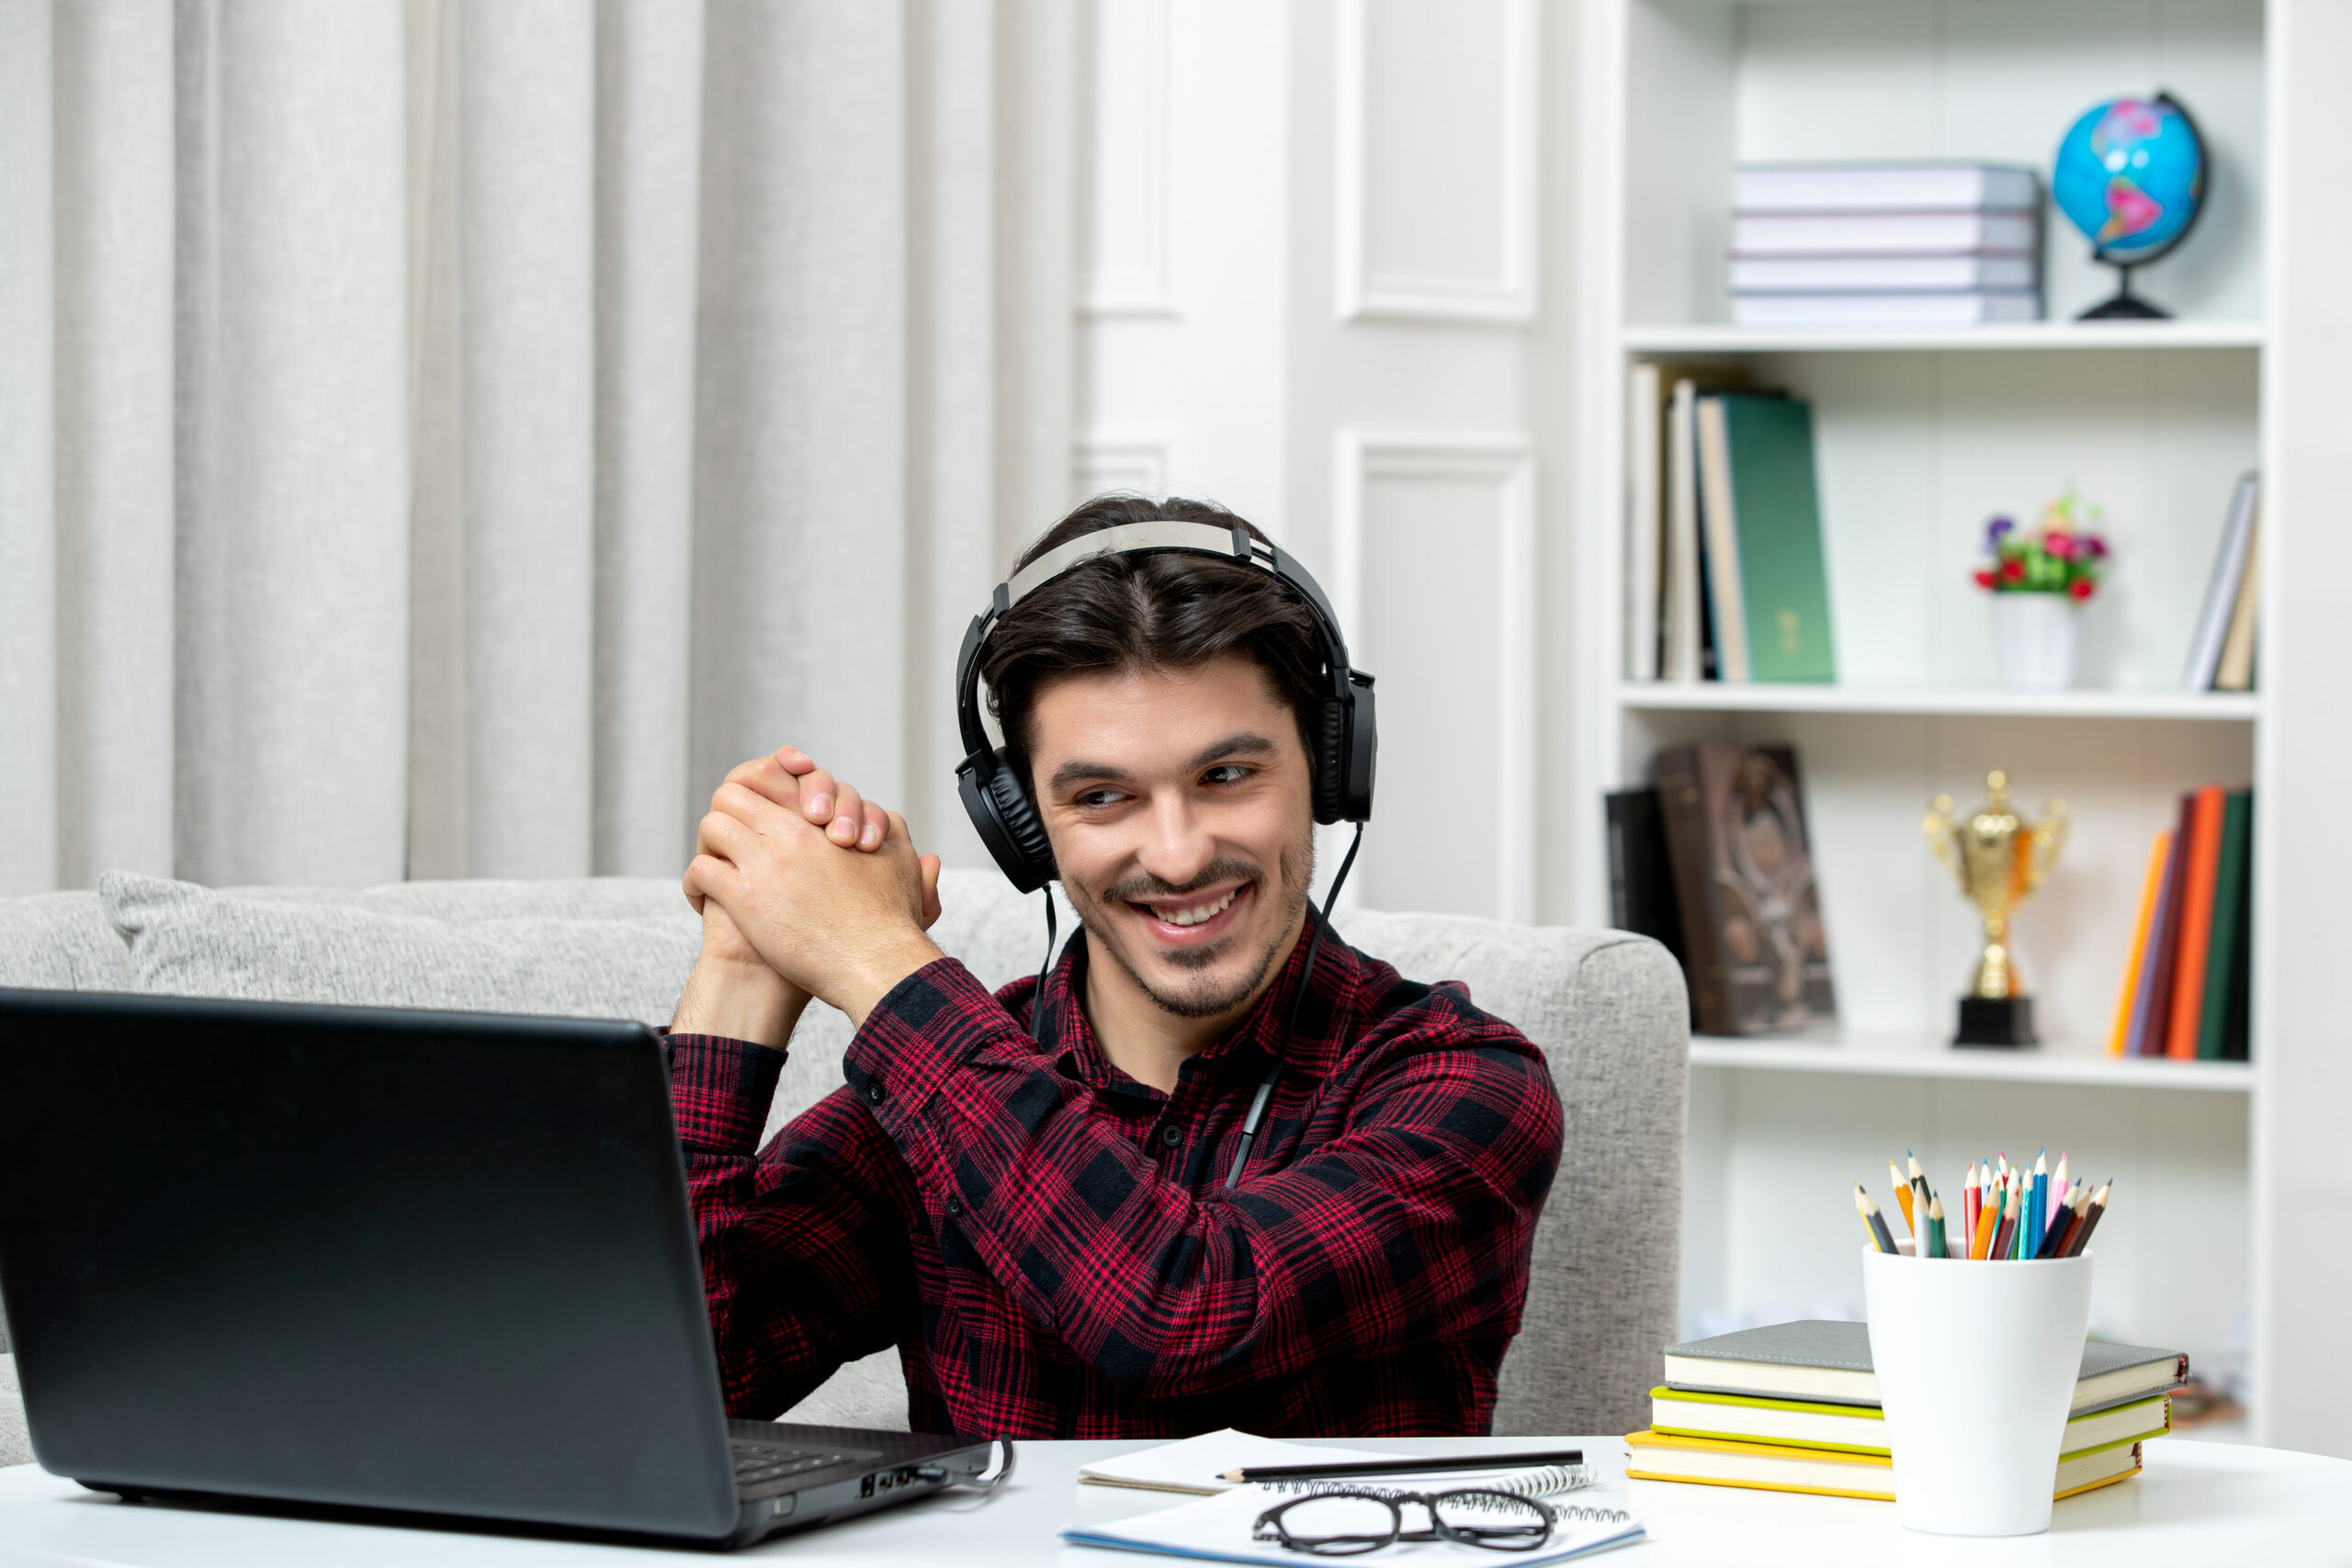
[0,869,1686,1467]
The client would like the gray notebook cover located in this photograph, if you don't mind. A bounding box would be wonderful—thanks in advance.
[1667,1321,2186,1407]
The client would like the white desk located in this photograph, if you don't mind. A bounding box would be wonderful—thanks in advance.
[1,1436,2346,1567]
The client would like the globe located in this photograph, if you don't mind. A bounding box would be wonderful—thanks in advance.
[2052,93,2207,318]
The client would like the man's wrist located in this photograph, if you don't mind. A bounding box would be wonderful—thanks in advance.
[673,954,806,1047]
[832,931,948,1030]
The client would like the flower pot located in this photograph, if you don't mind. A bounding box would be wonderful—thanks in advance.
[1993,592,2081,689]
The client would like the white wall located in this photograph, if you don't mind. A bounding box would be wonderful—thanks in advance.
[1074,0,1577,923]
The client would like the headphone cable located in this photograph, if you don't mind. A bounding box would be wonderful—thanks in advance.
[1226,821,1365,1190]
[1029,887,1058,1044]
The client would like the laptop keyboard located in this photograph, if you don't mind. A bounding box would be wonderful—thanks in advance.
[729,1439,864,1490]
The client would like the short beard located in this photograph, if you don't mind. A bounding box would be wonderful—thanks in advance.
[1072,825,1316,1021]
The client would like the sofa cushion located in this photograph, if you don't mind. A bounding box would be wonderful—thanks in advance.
[0,889,136,991]
[101,872,702,1026]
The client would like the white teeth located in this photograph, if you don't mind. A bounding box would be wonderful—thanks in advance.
[1152,888,1237,928]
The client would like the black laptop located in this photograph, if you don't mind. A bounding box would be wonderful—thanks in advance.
[0,987,1000,1548]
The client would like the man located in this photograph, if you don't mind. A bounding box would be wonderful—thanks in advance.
[669,494,1563,1438]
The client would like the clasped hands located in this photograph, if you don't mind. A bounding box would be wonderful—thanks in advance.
[673,747,947,1041]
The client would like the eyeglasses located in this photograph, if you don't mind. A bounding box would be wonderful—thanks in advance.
[1252,1489,1555,1555]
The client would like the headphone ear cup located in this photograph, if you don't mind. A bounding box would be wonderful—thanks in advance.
[986,752,1056,888]
[1313,699,1349,825]
[957,749,1055,894]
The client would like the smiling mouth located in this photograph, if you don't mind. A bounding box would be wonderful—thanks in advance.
[1125,882,1252,945]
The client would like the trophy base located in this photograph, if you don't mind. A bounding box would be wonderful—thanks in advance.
[1954,996,2037,1048]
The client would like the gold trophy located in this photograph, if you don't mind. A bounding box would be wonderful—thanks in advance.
[1924,769,2068,1047]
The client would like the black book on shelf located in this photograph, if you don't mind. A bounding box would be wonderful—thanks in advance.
[1605,788,1690,1001]
[2222,797,2254,1063]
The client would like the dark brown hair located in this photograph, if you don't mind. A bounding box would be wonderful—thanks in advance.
[980,494,1327,788]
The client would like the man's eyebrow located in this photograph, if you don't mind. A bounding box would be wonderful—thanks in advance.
[1046,732,1278,795]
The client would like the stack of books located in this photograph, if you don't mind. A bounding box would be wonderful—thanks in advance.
[2109,784,2256,1060]
[1730,163,2043,330]
[1624,1321,2185,1503]
[1622,369,1835,684]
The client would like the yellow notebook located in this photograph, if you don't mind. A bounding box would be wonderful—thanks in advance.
[1622,1429,2143,1503]
[1647,1385,2170,1459]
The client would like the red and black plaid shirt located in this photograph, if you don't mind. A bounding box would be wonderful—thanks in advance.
[666,911,1564,1439]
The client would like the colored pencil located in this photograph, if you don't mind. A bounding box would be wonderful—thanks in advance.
[2032,1186,2076,1259]
[2048,1153,2069,1242]
[2050,1184,2091,1260]
[1889,1160,1915,1237]
[1990,1180,2019,1263]
[2064,1182,2111,1258]
[1855,1182,1897,1254]
[1924,1194,1948,1260]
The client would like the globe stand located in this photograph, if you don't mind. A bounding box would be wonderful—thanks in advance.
[2078,262,2168,321]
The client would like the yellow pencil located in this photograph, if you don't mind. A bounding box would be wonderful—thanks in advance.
[1889,1159,1916,1236]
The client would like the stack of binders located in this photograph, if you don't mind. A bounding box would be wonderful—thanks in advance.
[1624,1321,2184,1503]
[1730,163,2042,329]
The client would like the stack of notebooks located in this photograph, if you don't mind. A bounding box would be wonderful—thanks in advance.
[1624,1321,2185,1503]
[1730,163,2043,329]
[2109,784,2255,1061]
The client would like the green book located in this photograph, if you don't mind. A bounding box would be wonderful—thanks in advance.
[2196,789,2254,1060]
[1721,394,1836,683]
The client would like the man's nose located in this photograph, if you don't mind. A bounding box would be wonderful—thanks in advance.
[1135,789,1215,888]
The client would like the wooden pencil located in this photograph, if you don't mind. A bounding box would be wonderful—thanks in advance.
[2064,1181,2111,1258]
[2050,1183,2092,1260]
[1990,1179,2019,1262]
[1924,1194,1948,1260]
[1889,1159,1915,1237]
[1854,1181,1897,1254]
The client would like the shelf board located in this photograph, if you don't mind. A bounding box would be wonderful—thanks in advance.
[1622,321,2266,355]
[1617,682,2262,722]
[1690,1036,2254,1091]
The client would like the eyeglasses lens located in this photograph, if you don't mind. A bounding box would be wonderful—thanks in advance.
[1430,1491,1553,1550]
[1265,1495,1397,1555]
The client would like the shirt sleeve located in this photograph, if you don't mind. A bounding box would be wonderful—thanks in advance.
[839,958,1564,1399]
[667,1033,919,1418]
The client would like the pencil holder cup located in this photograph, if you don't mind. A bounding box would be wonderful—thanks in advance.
[1861,1248,2093,1537]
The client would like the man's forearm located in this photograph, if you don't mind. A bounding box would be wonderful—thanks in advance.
[672,954,809,1047]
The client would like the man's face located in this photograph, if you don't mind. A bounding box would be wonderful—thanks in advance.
[1027,654,1315,1021]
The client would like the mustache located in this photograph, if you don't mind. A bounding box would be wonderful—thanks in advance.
[1104,858,1262,905]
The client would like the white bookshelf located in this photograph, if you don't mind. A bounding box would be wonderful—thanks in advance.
[1572,0,2286,1439]
[1623,321,2268,355]
[1690,1036,2256,1093]
[1618,682,2263,722]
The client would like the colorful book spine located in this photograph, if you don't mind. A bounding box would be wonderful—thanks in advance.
[2108,831,2170,1057]
[2128,808,2189,1058]
[2165,787,2229,1060]
[2195,790,2254,1061]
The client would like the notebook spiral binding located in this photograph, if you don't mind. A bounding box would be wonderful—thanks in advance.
[1255,1463,1596,1500]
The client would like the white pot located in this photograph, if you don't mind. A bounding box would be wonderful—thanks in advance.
[1994,592,2081,689]
[1864,1247,2095,1537]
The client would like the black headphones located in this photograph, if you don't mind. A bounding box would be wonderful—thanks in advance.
[953,519,1376,893]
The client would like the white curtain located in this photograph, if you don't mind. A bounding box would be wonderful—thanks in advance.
[0,0,1076,895]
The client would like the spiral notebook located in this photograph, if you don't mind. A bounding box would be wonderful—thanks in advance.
[1063,1483,1645,1566]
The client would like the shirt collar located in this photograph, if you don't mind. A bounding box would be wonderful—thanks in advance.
[1035,905,1359,1086]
